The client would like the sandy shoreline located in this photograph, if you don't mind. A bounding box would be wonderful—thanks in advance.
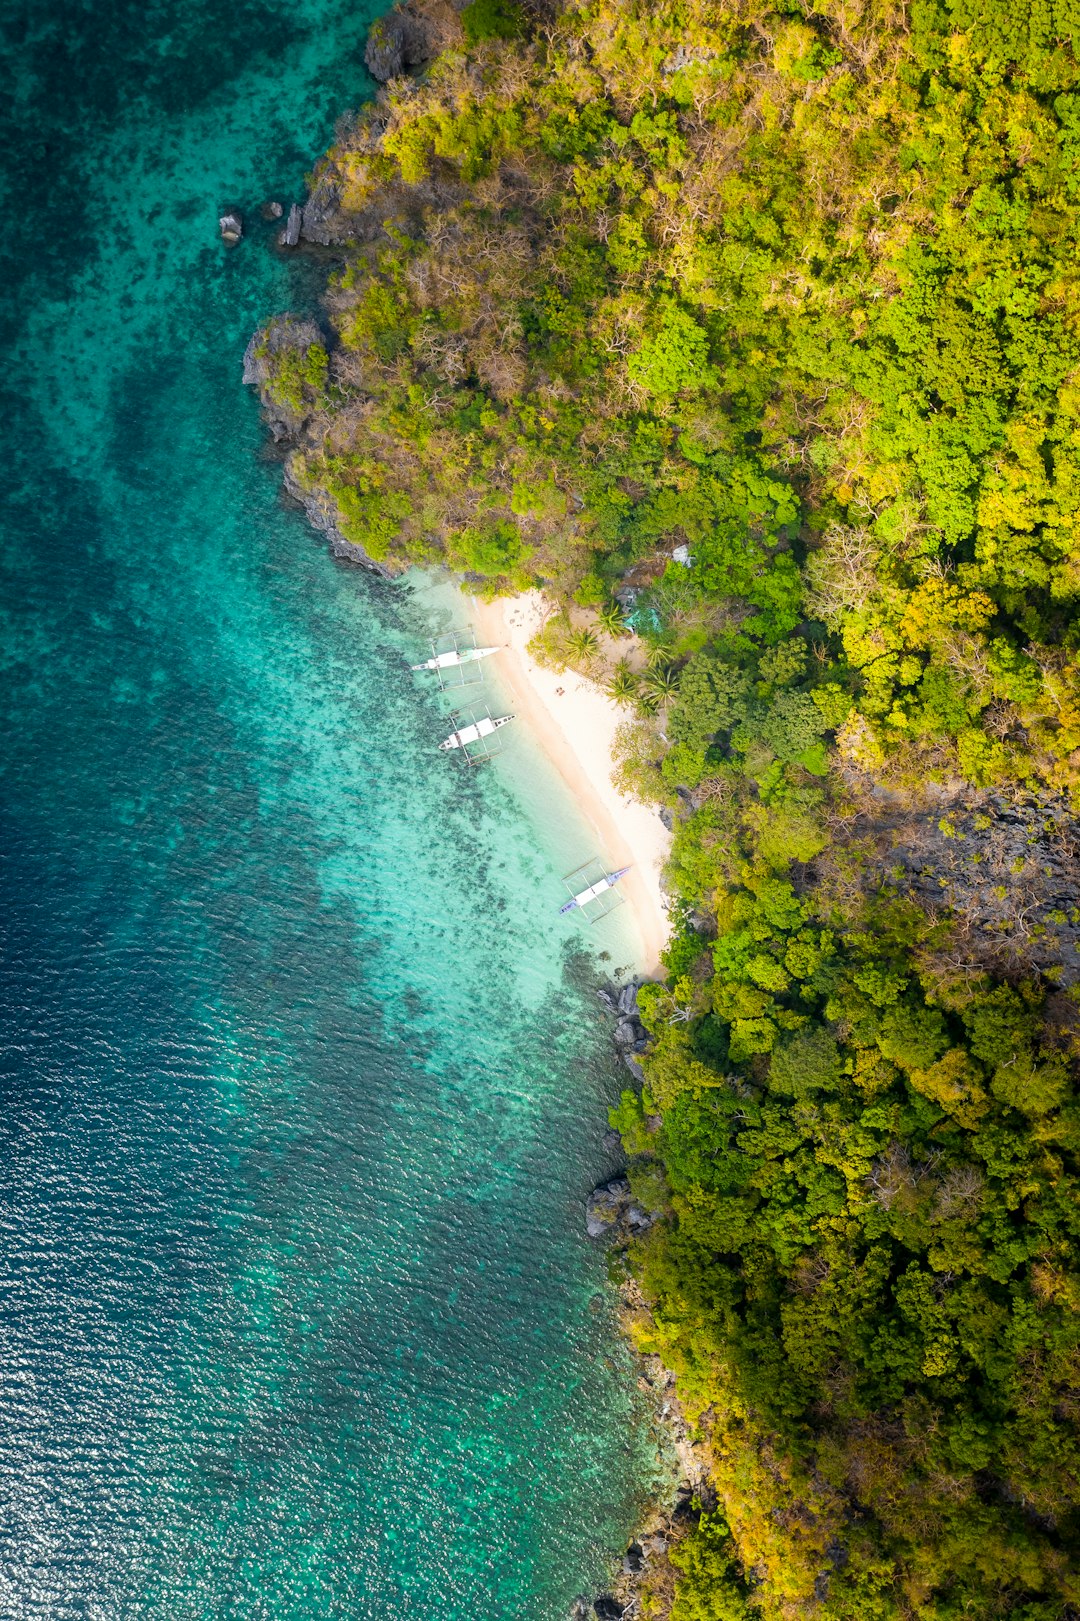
[471,592,671,977]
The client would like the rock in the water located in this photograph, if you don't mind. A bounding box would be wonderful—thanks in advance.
[261,199,284,220]
[218,210,243,243]
[594,1597,625,1621]
[595,986,617,1012]
[617,980,640,1017]
[601,1127,622,1155]
[279,202,302,247]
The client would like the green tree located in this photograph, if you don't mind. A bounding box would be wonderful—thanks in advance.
[605,659,639,705]
[597,600,628,637]
[566,626,600,667]
[461,0,524,45]
[645,664,681,702]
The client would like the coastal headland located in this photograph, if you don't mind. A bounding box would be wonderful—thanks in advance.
[243,0,1080,1614]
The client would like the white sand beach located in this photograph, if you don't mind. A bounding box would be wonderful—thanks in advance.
[472,591,671,977]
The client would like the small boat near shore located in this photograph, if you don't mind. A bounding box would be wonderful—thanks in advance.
[411,645,500,672]
[559,865,631,915]
[439,712,514,753]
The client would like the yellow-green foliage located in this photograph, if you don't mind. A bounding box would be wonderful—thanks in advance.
[261,341,328,415]
[301,0,1080,794]
[283,0,1080,1612]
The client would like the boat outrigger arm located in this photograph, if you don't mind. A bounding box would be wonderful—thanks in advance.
[411,646,500,672]
[559,866,631,914]
[439,713,514,751]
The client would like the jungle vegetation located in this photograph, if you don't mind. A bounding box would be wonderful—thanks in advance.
[260,0,1080,1613]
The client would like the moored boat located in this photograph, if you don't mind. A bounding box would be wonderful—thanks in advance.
[558,866,631,914]
[439,712,514,752]
[412,646,500,672]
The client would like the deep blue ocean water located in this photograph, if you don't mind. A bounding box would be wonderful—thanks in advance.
[0,4,661,1614]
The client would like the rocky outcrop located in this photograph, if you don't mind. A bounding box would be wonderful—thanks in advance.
[242,316,322,388]
[585,1176,656,1243]
[596,978,650,1076]
[661,44,716,75]
[300,169,343,246]
[364,6,433,81]
[879,791,1080,986]
[260,102,470,260]
[365,12,408,78]
[571,1592,624,1620]
[281,461,400,578]
[241,315,323,438]
[219,210,243,243]
[243,318,401,577]
[793,783,1080,990]
[596,979,647,1022]
[280,202,303,247]
[297,6,441,248]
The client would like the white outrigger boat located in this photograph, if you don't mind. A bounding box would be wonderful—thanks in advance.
[412,645,500,673]
[559,865,631,915]
[439,712,514,752]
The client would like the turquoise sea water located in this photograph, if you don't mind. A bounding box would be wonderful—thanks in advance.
[0,4,659,1614]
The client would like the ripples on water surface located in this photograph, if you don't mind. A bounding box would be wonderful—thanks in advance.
[0,2,660,1613]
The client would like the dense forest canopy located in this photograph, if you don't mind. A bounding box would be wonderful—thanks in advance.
[256,0,1080,1613]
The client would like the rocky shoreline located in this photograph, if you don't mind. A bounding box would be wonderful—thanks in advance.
[576,980,710,1621]
[242,319,402,576]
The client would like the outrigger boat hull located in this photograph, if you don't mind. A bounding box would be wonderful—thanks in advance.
[412,646,500,672]
[439,713,514,751]
[559,866,631,913]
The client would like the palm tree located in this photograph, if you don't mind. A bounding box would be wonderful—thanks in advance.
[596,600,627,638]
[567,626,600,666]
[644,638,676,670]
[604,660,639,706]
[635,685,661,716]
[645,663,681,702]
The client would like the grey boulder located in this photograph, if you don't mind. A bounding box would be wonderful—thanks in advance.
[617,979,640,1017]
[585,1176,657,1242]
[280,202,302,247]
